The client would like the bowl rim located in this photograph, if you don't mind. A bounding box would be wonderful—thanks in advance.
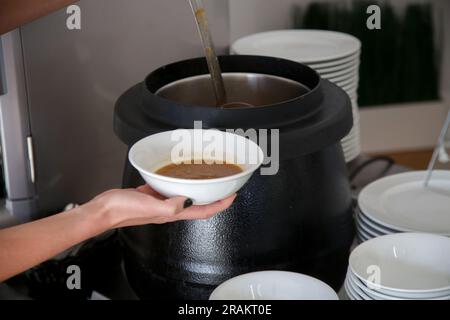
[128,129,265,185]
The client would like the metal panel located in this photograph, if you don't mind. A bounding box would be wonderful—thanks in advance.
[0,31,36,221]
[0,38,7,95]
[19,0,230,215]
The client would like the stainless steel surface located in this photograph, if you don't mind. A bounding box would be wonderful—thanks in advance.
[26,136,36,184]
[424,110,450,187]
[10,0,229,217]
[156,73,310,107]
[0,38,6,95]
[0,31,36,221]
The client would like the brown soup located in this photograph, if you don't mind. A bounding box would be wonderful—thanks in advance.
[156,160,243,180]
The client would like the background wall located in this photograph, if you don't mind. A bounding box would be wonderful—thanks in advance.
[19,0,230,214]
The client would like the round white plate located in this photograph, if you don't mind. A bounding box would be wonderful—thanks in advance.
[350,233,450,293]
[356,216,382,237]
[335,76,359,89]
[358,171,450,235]
[313,59,360,74]
[342,139,360,154]
[349,92,358,99]
[231,30,361,64]
[357,210,397,234]
[356,227,373,242]
[306,51,361,69]
[342,130,360,147]
[319,64,360,79]
[328,73,359,84]
[341,83,359,93]
[342,138,358,151]
[342,140,359,153]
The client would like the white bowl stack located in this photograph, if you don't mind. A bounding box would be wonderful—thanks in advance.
[231,30,362,162]
[345,233,450,300]
[355,171,450,243]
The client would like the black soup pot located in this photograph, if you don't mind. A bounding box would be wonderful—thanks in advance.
[114,55,355,299]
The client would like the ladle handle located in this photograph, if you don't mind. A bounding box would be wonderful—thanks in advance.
[188,0,227,107]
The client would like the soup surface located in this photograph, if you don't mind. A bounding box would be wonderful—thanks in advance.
[156,160,243,179]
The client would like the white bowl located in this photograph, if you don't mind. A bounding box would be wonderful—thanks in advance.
[348,271,450,300]
[209,271,338,300]
[129,129,264,205]
[349,233,450,294]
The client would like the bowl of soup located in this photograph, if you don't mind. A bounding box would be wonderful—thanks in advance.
[128,129,264,205]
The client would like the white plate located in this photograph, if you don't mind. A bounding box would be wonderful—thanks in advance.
[313,59,360,74]
[344,145,362,162]
[330,77,359,90]
[231,30,361,64]
[327,78,358,89]
[328,73,359,84]
[342,140,360,153]
[342,139,360,152]
[306,52,361,69]
[319,64,360,79]
[342,133,360,149]
[357,210,397,234]
[350,233,450,293]
[356,227,373,242]
[341,83,359,93]
[358,171,450,235]
[356,216,383,237]
[209,271,338,300]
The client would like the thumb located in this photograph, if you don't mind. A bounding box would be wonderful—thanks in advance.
[163,196,193,215]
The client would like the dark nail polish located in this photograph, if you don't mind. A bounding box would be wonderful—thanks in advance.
[183,198,193,209]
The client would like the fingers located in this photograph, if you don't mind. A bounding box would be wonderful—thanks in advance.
[173,194,237,221]
[135,185,236,221]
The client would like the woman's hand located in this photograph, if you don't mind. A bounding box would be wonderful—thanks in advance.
[86,185,237,229]
[0,185,236,282]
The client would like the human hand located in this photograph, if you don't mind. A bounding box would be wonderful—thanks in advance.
[86,185,237,228]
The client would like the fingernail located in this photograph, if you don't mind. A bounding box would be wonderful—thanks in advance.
[183,198,193,209]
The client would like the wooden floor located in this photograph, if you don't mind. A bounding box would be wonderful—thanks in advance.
[372,149,433,170]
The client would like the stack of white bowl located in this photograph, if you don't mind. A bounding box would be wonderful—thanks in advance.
[355,170,450,243]
[231,30,362,162]
[345,233,450,300]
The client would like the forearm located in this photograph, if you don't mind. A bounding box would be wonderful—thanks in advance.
[0,0,79,35]
[0,201,112,282]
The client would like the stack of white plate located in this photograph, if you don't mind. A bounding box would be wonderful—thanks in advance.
[231,30,362,162]
[345,233,450,300]
[355,170,450,243]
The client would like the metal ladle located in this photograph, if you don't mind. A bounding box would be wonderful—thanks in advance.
[188,0,251,108]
